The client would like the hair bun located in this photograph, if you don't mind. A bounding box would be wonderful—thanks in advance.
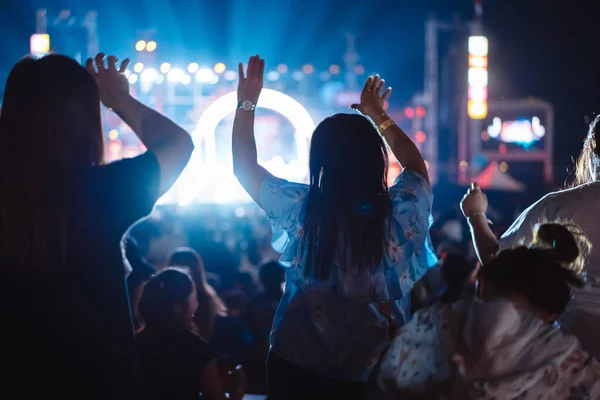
[532,223,591,274]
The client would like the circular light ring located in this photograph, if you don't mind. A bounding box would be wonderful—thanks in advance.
[171,89,315,204]
[195,88,314,170]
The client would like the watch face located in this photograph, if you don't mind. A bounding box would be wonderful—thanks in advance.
[239,100,255,111]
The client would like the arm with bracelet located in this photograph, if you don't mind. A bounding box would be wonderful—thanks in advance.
[351,75,429,185]
[460,182,499,266]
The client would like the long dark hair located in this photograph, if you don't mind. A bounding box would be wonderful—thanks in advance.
[573,115,600,186]
[482,222,590,318]
[0,55,104,267]
[138,267,195,330]
[302,114,392,280]
[167,248,226,339]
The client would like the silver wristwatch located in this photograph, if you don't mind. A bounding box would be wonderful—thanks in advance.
[237,100,256,112]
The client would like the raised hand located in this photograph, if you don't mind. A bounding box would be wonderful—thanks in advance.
[85,53,130,110]
[460,182,489,218]
[237,55,264,104]
[351,75,392,119]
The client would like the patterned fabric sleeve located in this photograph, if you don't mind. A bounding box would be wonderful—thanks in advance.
[382,170,438,302]
[259,174,309,263]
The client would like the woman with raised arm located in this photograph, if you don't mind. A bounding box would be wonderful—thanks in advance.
[0,53,193,399]
[232,56,436,399]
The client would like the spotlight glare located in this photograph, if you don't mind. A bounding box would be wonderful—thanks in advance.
[167,68,185,83]
[181,74,192,85]
[214,62,226,74]
[133,62,144,73]
[276,64,288,73]
[141,68,158,83]
[196,68,215,83]
[128,74,138,84]
[146,41,157,52]
[187,63,199,74]
[135,40,146,52]
[292,71,304,81]
[160,62,171,73]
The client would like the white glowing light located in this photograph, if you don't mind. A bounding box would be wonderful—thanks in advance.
[167,68,185,83]
[209,74,219,85]
[468,68,488,86]
[160,89,315,205]
[141,68,158,83]
[196,68,215,83]
[469,36,488,56]
[155,74,165,84]
[128,74,138,84]
[187,63,199,74]
[292,71,304,81]
[181,74,192,85]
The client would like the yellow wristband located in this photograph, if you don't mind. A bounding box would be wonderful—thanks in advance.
[377,119,396,134]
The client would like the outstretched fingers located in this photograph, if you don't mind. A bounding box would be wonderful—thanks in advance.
[238,63,245,82]
[85,58,96,75]
[382,87,392,100]
[119,58,130,73]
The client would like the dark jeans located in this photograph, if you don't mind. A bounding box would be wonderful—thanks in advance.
[266,353,367,400]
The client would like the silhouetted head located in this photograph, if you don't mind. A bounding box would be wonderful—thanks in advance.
[0,54,104,266]
[303,113,391,279]
[139,268,198,331]
[480,222,590,322]
[168,247,209,292]
[574,115,600,186]
[259,260,285,294]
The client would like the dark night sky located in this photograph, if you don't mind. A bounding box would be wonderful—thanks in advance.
[0,0,598,184]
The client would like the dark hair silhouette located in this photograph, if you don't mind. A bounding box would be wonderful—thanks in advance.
[259,260,285,294]
[167,248,226,339]
[573,115,600,186]
[302,114,392,280]
[0,55,104,266]
[138,267,195,330]
[482,223,590,318]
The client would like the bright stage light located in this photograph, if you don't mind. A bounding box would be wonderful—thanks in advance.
[141,68,158,83]
[181,74,192,85]
[188,63,199,74]
[133,62,144,73]
[146,41,157,52]
[161,89,315,205]
[168,68,185,83]
[135,40,146,52]
[196,68,215,83]
[468,36,488,56]
[214,63,226,74]
[30,34,50,55]
[128,74,138,84]
[160,62,171,73]
[468,68,488,86]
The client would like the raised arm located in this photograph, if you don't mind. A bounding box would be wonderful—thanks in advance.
[460,183,498,265]
[352,75,429,184]
[232,55,274,205]
[86,54,194,195]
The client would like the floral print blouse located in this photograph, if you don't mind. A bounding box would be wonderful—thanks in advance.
[260,170,437,382]
[377,297,600,399]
